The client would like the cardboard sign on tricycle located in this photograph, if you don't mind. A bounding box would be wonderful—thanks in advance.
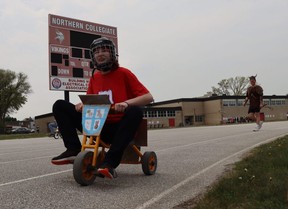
[79,95,111,136]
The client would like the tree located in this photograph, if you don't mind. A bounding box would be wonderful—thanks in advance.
[212,79,230,95]
[0,69,32,131]
[4,116,17,122]
[210,76,249,96]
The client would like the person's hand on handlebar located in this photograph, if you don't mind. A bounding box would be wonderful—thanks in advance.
[114,102,129,112]
[75,102,83,112]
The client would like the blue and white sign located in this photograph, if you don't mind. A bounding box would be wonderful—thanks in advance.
[82,105,110,136]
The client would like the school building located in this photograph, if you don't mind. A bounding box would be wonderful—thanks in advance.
[143,95,288,128]
[35,95,288,133]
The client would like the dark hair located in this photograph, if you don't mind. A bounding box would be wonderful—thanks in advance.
[249,74,257,80]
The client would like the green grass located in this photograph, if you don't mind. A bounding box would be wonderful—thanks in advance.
[177,135,288,209]
[0,133,47,140]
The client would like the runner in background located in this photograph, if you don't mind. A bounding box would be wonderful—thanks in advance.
[243,75,264,131]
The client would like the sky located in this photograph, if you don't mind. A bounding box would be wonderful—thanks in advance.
[0,0,288,120]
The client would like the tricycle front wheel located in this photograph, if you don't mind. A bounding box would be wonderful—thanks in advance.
[73,151,96,186]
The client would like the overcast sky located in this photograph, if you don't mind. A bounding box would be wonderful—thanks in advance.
[1,0,287,120]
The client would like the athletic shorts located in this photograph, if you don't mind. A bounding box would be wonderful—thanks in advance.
[248,106,260,114]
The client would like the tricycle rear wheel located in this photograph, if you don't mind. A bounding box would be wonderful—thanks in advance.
[141,151,157,175]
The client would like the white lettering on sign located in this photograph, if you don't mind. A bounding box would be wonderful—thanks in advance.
[84,71,92,77]
[62,78,88,91]
[58,69,69,75]
[51,46,69,54]
[85,24,116,35]
[68,78,86,82]
[81,61,89,67]
[51,17,84,29]
[50,77,89,92]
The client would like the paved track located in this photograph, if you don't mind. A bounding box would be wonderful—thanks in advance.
[1,121,288,209]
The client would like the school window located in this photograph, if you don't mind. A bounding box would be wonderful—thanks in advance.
[158,111,167,117]
[237,99,245,106]
[148,111,157,118]
[144,110,173,118]
[167,110,175,117]
[263,99,270,106]
[223,99,237,107]
[270,99,286,106]
[195,115,204,122]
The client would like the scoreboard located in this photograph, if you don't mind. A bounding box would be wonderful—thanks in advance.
[48,14,118,92]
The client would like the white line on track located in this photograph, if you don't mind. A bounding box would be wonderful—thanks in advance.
[0,147,63,156]
[0,155,55,164]
[0,170,72,187]
[135,135,285,209]
[155,132,252,153]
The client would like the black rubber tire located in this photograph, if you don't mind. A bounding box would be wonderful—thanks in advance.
[141,151,157,175]
[53,133,59,139]
[73,151,96,186]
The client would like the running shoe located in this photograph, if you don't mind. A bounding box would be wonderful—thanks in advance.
[253,124,260,132]
[51,149,80,165]
[97,165,118,179]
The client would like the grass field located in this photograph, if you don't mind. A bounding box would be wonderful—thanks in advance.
[176,135,288,209]
[0,133,47,140]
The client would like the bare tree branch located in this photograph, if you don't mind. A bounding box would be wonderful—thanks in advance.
[210,76,249,96]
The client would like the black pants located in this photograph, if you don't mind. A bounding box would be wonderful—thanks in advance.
[52,100,143,168]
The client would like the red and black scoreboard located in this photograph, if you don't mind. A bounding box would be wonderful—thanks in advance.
[48,14,118,92]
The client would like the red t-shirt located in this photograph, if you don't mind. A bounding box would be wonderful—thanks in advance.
[86,67,149,122]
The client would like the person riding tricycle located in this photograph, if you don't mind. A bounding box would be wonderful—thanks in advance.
[51,37,157,184]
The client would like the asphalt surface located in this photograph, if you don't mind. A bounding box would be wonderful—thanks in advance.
[1,121,288,209]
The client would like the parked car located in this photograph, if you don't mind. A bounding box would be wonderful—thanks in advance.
[11,127,33,134]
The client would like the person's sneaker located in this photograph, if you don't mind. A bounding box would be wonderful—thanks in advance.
[51,149,80,165]
[259,121,264,129]
[253,125,260,132]
[97,165,118,179]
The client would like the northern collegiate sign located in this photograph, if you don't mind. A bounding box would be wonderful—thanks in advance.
[50,15,117,36]
[48,14,118,92]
